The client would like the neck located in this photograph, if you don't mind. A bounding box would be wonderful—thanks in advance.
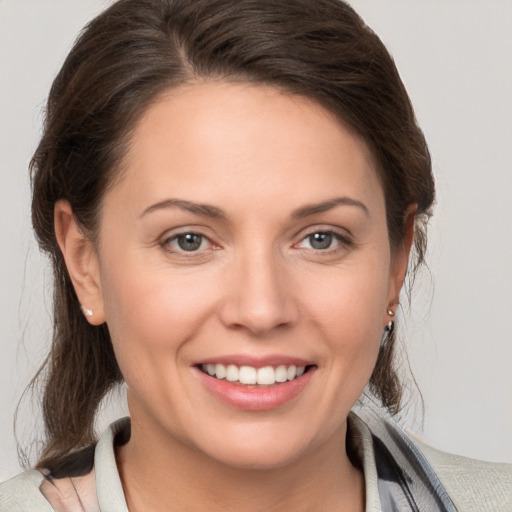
[116,415,365,512]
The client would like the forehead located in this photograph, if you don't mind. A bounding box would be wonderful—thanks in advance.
[107,81,383,218]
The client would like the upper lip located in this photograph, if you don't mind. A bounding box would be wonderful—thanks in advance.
[194,354,315,368]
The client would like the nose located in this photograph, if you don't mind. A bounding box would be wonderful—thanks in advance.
[217,248,299,337]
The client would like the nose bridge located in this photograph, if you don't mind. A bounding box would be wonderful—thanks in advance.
[219,242,297,335]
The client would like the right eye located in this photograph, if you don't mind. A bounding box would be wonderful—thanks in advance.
[162,232,211,253]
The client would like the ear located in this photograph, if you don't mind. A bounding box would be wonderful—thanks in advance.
[54,200,106,325]
[385,203,417,318]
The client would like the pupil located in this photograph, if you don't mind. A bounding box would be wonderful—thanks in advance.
[178,233,202,251]
[310,232,332,250]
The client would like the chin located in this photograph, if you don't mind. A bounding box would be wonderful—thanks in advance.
[207,445,305,471]
[191,423,326,471]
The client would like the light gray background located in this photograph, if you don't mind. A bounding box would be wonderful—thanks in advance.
[1,0,511,480]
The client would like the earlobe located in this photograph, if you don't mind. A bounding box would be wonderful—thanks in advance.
[54,200,106,325]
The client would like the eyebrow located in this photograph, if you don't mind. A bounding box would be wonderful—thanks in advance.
[139,196,369,220]
[291,197,369,218]
[139,199,226,219]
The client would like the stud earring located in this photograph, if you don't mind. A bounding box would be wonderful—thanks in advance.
[80,305,94,317]
[387,309,394,317]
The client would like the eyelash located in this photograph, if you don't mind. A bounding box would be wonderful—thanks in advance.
[159,228,353,257]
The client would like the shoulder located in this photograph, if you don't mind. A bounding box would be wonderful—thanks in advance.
[0,470,53,512]
[0,418,129,512]
[350,407,512,511]
[414,436,512,512]
[0,467,99,512]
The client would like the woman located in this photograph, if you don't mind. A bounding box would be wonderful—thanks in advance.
[1,0,510,510]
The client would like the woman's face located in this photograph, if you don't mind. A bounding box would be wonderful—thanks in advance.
[86,82,407,468]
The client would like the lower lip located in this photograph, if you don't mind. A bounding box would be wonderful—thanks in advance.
[194,367,315,411]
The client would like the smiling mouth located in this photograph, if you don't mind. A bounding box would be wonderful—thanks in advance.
[198,363,314,386]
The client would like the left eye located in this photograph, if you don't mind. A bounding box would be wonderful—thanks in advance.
[298,231,341,250]
[167,233,209,252]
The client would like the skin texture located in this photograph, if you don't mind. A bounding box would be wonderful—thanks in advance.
[55,82,412,511]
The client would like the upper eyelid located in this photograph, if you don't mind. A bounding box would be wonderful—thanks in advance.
[163,230,208,240]
[160,226,215,242]
[295,225,353,241]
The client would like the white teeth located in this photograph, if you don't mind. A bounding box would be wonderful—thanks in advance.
[202,363,308,385]
[215,364,226,379]
[257,366,275,385]
[225,364,239,382]
[275,365,288,383]
[239,366,257,384]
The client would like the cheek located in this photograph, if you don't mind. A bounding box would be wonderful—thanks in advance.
[99,257,218,374]
[301,256,391,379]
[304,259,390,335]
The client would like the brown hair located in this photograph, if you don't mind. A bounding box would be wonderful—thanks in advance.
[30,0,434,469]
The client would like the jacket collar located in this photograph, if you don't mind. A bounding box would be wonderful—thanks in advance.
[91,409,456,512]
